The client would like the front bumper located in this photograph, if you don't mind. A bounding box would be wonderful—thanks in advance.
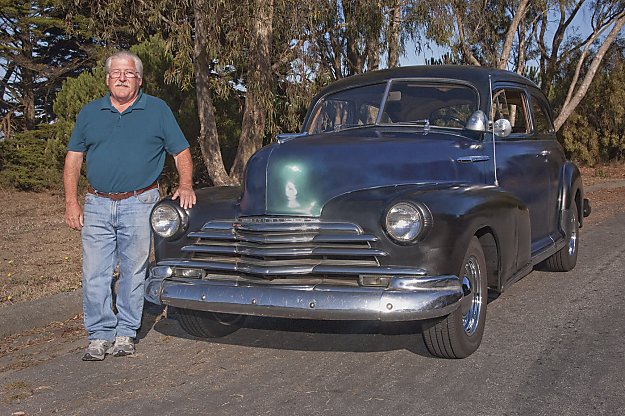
[146,267,464,322]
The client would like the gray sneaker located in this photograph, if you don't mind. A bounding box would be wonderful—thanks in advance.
[112,336,135,357]
[82,339,114,361]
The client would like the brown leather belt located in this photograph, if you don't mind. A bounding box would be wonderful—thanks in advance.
[88,181,159,201]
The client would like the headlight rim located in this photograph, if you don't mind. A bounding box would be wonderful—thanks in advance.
[383,201,431,245]
[150,199,189,240]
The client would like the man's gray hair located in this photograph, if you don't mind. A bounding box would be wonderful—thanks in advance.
[105,51,143,78]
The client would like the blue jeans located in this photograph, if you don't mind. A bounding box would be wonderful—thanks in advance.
[81,188,160,341]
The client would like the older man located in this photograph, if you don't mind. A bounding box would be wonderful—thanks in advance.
[64,50,196,361]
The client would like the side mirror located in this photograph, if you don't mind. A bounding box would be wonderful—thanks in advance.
[493,119,512,137]
[465,110,488,132]
[276,132,308,143]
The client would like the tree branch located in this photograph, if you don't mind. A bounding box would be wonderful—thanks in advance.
[554,11,625,130]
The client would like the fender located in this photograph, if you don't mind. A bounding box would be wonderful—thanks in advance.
[321,183,531,290]
[153,186,241,260]
[560,161,585,228]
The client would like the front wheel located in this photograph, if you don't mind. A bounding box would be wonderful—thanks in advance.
[422,236,488,358]
[174,308,245,338]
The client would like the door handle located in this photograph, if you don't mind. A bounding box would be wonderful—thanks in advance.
[539,150,551,157]
[457,156,491,163]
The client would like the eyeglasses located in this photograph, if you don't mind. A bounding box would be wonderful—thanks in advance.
[108,69,139,79]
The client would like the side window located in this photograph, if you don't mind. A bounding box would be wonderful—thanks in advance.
[491,89,529,135]
[531,95,555,135]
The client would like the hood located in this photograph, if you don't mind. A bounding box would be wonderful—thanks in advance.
[239,128,484,217]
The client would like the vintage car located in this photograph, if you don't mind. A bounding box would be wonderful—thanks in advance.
[146,65,590,358]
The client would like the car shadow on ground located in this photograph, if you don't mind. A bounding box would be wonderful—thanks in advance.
[140,289,504,356]
[137,290,499,358]
[143,303,440,357]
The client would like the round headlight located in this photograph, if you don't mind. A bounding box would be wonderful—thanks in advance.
[151,204,181,238]
[385,202,424,243]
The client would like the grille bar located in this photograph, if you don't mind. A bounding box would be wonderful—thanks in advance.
[187,231,378,244]
[159,259,425,277]
[181,244,387,258]
[202,220,362,233]
[177,218,389,280]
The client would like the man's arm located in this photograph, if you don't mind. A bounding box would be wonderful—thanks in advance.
[172,148,196,209]
[64,151,84,230]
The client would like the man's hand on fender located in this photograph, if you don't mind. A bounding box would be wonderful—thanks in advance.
[172,184,196,209]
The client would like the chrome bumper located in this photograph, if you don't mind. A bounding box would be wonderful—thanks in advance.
[146,269,464,322]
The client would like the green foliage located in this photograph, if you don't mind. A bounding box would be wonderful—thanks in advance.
[52,68,109,123]
[0,126,63,190]
[559,44,625,165]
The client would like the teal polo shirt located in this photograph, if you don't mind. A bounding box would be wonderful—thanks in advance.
[67,91,190,193]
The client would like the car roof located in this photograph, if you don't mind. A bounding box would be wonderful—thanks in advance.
[313,65,537,98]
[302,65,542,128]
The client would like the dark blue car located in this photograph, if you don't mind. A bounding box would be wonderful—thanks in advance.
[147,65,590,358]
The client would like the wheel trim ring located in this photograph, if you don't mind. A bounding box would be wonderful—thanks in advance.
[461,255,482,336]
[213,313,242,326]
[568,211,578,256]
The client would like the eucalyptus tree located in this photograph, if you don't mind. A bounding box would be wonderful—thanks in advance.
[305,0,424,80]
[558,40,625,164]
[536,0,625,130]
[305,0,385,78]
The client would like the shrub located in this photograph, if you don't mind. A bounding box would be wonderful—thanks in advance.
[0,126,64,191]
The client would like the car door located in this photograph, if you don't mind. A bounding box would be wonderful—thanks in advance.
[528,88,566,243]
[487,85,555,254]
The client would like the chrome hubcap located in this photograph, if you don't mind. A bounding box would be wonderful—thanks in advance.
[460,256,482,336]
[568,212,578,256]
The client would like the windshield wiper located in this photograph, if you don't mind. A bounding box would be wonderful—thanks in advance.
[333,123,373,132]
[395,119,430,134]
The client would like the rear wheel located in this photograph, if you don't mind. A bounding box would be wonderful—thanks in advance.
[422,236,488,358]
[174,308,245,338]
[542,200,579,272]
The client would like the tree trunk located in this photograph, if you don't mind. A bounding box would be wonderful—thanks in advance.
[228,0,274,184]
[18,19,36,130]
[453,4,481,66]
[498,0,530,69]
[343,0,363,75]
[192,0,233,186]
[387,0,401,68]
[539,0,584,95]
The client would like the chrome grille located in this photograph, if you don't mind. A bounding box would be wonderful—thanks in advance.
[164,217,390,281]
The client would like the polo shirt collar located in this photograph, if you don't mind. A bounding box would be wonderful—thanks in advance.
[100,90,146,112]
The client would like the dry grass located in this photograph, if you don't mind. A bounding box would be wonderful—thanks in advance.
[580,163,625,186]
[0,189,82,306]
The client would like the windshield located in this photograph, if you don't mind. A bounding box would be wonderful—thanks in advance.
[305,80,478,134]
